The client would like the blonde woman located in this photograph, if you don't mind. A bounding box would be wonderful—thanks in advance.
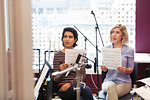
[101,24,134,100]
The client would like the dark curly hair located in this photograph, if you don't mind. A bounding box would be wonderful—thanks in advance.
[61,27,78,47]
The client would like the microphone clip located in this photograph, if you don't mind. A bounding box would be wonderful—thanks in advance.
[91,10,95,16]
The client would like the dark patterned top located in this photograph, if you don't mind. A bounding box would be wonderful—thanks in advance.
[53,51,86,85]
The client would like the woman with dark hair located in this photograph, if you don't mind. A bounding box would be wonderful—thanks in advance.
[61,27,78,48]
[52,27,94,100]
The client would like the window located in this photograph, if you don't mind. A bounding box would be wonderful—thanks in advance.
[31,0,136,69]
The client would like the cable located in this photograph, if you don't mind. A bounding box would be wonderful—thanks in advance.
[90,74,98,89]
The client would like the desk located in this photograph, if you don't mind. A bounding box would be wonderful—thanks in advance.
[135,53,150,63]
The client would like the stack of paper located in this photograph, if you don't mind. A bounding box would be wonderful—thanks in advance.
[133,77,150,100]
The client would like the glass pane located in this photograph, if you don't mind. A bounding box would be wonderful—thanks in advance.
[31,0,136,68]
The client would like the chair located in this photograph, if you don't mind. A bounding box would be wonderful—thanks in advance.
[99,63,137,100]
[51,78,60,98]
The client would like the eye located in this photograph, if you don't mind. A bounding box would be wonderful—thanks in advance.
[116,31,120,34]
[63,35,67,38]
[69,36,73,38]
[111,31,114,34]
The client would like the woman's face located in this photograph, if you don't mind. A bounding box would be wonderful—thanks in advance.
[111,28,123,44]
[63,31,77,49]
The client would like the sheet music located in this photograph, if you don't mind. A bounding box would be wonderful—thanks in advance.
[34,64,49,97]
[137,77,150,86]
[65,49,86,67]
[101,48,121,69]
[133,86,150,100]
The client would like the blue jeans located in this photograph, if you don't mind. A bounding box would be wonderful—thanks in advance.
[58,85,94,100]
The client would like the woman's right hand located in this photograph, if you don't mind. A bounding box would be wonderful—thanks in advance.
[101,65,108,72]
[59,83,71,92]
[60,64,69,71]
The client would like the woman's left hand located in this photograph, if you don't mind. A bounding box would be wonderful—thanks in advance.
[117,66,127,73]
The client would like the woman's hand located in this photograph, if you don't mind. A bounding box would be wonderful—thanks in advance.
[117,66,127,73]
[59,83,71,92]
[101,65,108,72]
[117,66,133,74]
[60,64,69,71]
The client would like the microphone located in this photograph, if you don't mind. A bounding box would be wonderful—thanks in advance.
[76,54,92,69]
[76,54,82,64]
[85,63,92,69]
[91,10,95,15]
[66,54,82,76]
[94,58,97,73]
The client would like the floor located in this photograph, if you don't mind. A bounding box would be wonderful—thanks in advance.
[52,96,98,100]
[52,94,98,100]
[52,94,141,100]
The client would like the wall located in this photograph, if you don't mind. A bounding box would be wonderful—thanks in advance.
[136,0,150,87]
[136,0,150,53]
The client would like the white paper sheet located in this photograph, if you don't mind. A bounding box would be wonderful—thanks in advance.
[133,77,150,100]
[101,48,121,69]
[137,77,150,86]
[133,86,150,100]
[65,49,86,67]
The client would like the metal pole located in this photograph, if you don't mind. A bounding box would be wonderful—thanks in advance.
[74,67,80,100]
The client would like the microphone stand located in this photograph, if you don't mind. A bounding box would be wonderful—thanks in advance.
[74,25,102,98]
[74,25,101,53]
[74,67,81,100]
[91,10,104,99]
[91,10,104,47]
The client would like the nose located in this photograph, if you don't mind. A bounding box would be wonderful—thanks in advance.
[66,37,69,40]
